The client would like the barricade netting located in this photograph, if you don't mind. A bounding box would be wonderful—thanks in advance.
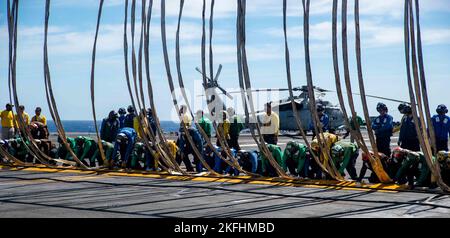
[2,0,448,193]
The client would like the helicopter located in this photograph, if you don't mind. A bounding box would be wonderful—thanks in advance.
[195,65,410,132]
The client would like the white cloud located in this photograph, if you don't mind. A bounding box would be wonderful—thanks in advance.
[262,19,450,49]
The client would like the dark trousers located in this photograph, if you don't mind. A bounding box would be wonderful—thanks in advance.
[286,157,310,177]
[376,136,391,157]
[176,152,194,172]
[263,134,278,145]
[436,139,448,152]
[401,139,420,151]
[228,135,240,150]
[309,157,323,179]
[358,162,379,183]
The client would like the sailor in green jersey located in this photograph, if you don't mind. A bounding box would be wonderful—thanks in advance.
[7,138,32,162]
[282,141,308,177]
[130,142,155,170]
[437,151,450,184]
[196,110,212,138]
[343,115,364,143]
[260,144,283,177]
[74,136,97,167]
[330,141,359,180]
[91,140,114,167]
[56,136,78,161]
[228,107,245,150]
[394,149,432,188]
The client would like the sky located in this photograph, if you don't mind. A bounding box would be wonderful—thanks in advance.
[0,0,449,122]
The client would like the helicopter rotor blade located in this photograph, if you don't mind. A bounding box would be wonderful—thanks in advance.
[195,67,210,82]
[213,64,222,82]
[217,85,233,100]
[227,88,299,94]
[196,65,232,100]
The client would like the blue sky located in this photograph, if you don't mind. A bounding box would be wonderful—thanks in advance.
[1,0,449,122]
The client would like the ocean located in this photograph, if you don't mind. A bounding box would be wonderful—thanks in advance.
[47,120,180,133]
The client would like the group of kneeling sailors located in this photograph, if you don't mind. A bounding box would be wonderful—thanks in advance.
[2,125,448,190]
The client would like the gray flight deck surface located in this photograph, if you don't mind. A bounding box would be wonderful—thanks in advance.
[1,134,450,218]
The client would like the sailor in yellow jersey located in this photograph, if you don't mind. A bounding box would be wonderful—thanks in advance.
[216,110,230,147]
[261,103,280,145]
[0,103,16,139]
[134,109,148,139]
[310,132,339,179]
[31,107,47,126]
[153,140,178,170]
[14,105,30,129]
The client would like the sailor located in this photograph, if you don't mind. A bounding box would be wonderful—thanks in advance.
[309,132,339,179]
[74,136,98,167]
[223,148,239,176]
[0,103,16,140]
[330,141,359,180]
[357,151,389,183]
[6,138,32,163]
[203,144,221,172]
[130,142,153,170]
[112,127,137,168]
[179,105,192,128]
[156,140,178,170]
[14,105,30,128]
[237,150,259,174]
[432,104,450,151]
[147,108,157,135]
[118,107,127,128]
[56,136,78,161]
[397,103,420,151]
[203,145,236,174]
[216,110,230,147]
[371,102,394,157]
[261,103,280,145]
[100,110,120,143]
[196,110,212,138]
[29,121,49,140]
[91,140,113,167]
[437,151,450,184]
[393,148,432,188]
[177,126,204,172]
[282,141,308,177]
[260,144,283,177]
[29,121,51,156]
[228,107,245,150]
[0,139,8,163]
[31,107,47,126]
[309,104,330,140]
[343,115,364,143]
[133,109,147,139]
[123,105,136,128]
[387,147,408,179]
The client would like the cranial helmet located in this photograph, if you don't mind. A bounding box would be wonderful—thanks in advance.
[316,104,324,112]
[376,102,388,113]
[331,144,344,158]
[436,104,448,114]
[116,133,128,144]
[109,110,118,119]
[118,108,126,115]
[287,141,299,154]
[127,105,135,114]
[398,103,407,114]
[392,147,407,159]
